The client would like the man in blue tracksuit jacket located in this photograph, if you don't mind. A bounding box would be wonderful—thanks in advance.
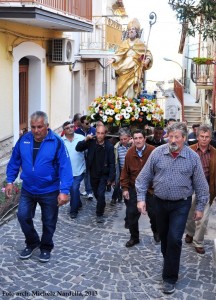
[5,111,73,263]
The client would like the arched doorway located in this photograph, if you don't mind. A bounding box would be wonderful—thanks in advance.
[13,42,46,144]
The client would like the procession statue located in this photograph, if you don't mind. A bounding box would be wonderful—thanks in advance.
[107,18,153,98]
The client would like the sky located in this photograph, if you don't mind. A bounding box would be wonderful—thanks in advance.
[123,0,183,84]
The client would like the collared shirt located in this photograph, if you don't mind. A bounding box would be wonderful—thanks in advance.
[136,145,146,158]
[62,133,86,176]
[135,144,209,211]
[195,144,210,182]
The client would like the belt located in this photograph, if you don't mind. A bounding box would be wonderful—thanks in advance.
[154,195,190,202]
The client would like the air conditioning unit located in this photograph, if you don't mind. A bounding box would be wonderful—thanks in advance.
[52,39,73,63]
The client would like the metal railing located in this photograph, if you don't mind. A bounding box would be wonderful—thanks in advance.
[191,62,215,87]
[0,0,92,20]
[80,16,122,51]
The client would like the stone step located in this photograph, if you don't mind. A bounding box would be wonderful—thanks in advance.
[184,111,201,115]
[184,105,201,109]
[185,117,202,121]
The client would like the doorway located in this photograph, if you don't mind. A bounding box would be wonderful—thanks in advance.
[19,57,29,133]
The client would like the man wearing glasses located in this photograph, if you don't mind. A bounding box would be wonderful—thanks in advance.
[5,111,73,263]
[75,115,96,201]
[62,121,86,219]
[185,124,216,254]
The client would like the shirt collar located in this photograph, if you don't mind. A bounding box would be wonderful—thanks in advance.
[136,144,146,155]
[196,143,211,152]
[164,144,187,158]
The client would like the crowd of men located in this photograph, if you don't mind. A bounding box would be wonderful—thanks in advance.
[5,112,215,295]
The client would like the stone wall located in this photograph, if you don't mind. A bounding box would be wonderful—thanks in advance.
[0,136,14,184]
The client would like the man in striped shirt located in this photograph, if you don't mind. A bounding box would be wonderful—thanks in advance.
[185,124,216,254]
[136,122,209,294]
[110,128,133,206]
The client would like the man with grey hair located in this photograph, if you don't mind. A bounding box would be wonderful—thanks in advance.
[5,111,73,263]
[110,127,133,207]
[135,122,209,294]
[185,124,216,254]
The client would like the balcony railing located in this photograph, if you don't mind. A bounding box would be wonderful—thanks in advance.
[191,62,215,89]
[0,0,92,21]
[80,17,122,52]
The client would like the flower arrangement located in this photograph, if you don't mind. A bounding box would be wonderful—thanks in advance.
[87,94,164,127]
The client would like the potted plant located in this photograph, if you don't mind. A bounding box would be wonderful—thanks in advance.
[192,57,214,65]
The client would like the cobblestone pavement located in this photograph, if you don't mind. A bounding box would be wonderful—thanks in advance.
[0,191,216,300]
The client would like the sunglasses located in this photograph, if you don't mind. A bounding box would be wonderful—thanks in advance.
[64,125,74,130]
[84,122,89,125]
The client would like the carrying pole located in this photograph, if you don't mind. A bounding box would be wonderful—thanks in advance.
[139,12,157,93]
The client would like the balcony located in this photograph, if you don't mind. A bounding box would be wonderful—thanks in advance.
[191,62,215,90]
[80,16,122,59]
[0,0,93,32]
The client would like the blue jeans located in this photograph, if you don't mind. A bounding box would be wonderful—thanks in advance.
[155,195,192,284]
[17,188,59,251]
[70,173,85,214]
[84,170,92,195]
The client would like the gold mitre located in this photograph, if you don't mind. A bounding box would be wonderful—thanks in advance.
[127,18,141,30]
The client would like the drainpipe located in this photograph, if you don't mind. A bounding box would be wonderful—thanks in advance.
[211,55,216,129]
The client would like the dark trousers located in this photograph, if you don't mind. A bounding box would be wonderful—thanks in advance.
[154,195,192,284]
[146,193,158,234]
[17,188,59,251]
[125,187,140,241]
[90,176,108,216]
[112,180,122,201]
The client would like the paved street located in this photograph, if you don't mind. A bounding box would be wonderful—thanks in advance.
[0,191,216,300]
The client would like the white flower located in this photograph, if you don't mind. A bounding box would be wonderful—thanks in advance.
[105,109,111,115]
[120,109,126,114]
[124,113,130,119]
[103,115,108,122]
[91,101,97,107]
[124,100,130,107]
[141,106,148,112]
[94,107,99,113]
[109,109,115,116]
[91,113,96,120]
[126,106,132,113]
[116,104,121,109]
[134,114,139,119]
[115,114,121,121]
[146,114,152,121]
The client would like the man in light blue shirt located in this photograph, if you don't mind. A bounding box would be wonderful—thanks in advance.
[62,121,86,219]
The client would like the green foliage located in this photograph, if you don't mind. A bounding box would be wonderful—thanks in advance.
[192,57,214,64]
[168,0,216,41]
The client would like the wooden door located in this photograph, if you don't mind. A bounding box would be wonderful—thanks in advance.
[19,58,29,133]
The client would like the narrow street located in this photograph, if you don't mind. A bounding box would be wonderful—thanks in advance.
[0,190,216,300]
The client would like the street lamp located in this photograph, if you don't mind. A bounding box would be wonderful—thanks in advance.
[163,57,184,85]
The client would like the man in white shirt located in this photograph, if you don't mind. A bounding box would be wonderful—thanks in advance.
[62,121,86,219]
